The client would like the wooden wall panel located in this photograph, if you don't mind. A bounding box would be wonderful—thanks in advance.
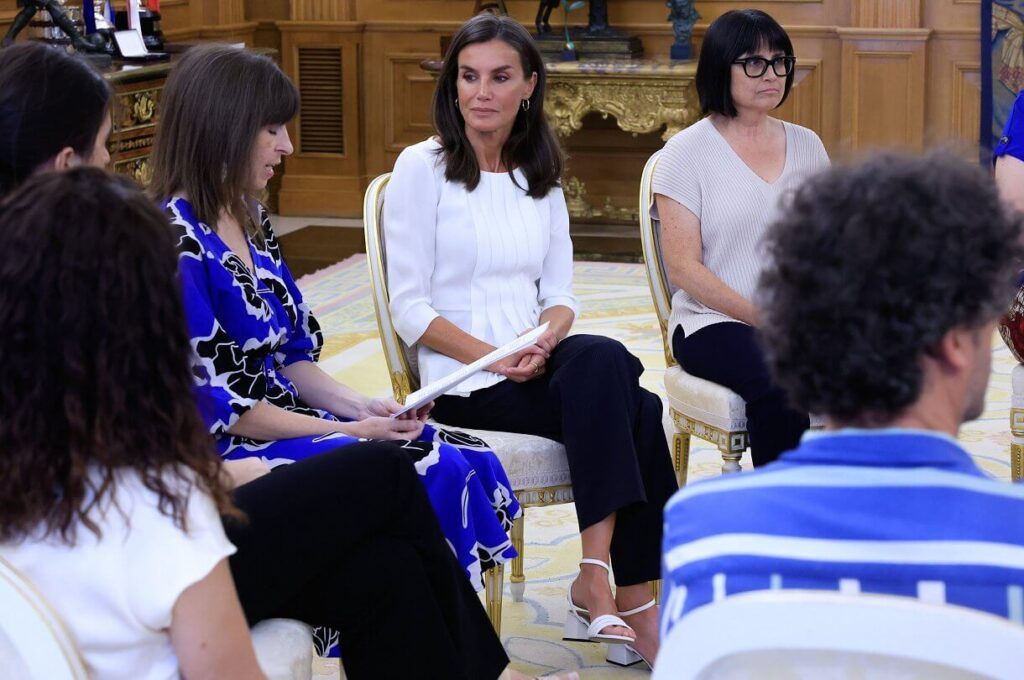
[0,0,974,217]
[383,51,439,152]
[839,29,929,151]
[775,59,825,135]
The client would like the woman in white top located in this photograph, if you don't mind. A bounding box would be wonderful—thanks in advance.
[0,43,559,680]
[653,9,830,467]
[386,15,678,668]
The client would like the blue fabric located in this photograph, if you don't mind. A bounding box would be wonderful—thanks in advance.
[994,90,1024,162]
[168,198,522,655]
[661,429,1024,639]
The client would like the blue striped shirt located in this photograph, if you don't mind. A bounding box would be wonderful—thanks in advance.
[660,429,1024,638]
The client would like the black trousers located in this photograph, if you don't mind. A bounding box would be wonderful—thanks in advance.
[673,322,809,467]
[433,334,678,586]
[224,441,508,680]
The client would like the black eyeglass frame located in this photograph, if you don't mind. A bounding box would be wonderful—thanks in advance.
[732,55,796,78]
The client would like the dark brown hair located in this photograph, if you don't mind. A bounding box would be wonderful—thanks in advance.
[149,44,298,239]
[0,168,236,543]
[433,14,563,198]
[0,41,112,197]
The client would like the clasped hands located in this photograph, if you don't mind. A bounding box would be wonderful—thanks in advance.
[488,326,559,383]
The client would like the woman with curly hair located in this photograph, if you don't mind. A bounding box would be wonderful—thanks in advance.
[0,42,560,680]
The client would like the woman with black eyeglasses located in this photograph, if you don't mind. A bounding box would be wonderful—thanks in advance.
[651,9,829,467]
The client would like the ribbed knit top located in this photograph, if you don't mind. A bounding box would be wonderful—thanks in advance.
[652,117,829,338]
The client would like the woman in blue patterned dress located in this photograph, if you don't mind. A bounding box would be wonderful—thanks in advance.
[150,45,521,600]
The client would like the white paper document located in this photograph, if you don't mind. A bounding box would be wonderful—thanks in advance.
[391,323,550,418]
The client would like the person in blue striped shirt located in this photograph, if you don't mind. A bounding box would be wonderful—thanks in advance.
[661,150,1024,639]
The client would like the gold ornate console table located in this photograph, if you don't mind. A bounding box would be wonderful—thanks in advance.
[421,59,698,226]
[544,59,698,143]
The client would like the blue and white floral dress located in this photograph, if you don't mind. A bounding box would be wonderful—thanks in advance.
[168,197,521,624]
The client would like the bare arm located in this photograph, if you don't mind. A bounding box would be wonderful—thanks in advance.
[279,360,370,419]
[170,560,266,680]
[656,194,758,326]
[996,154,1024,214]
[226,400,423,441]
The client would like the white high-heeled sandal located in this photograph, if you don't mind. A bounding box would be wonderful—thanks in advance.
[561,558,635,645]
[606,599,657,669]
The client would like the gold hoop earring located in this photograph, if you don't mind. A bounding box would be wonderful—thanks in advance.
[521,98,531,112]
[455,97,460,109]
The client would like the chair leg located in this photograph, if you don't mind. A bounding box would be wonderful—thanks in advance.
[720,444,743,474]
[673,431,691,487]
[1013,443,1024,483]
[484,562,504,635]
[510,514,525,602]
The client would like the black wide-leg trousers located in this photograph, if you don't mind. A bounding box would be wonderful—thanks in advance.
[223,441,508,680]
[433,334,678,587]
[673,322,809,467]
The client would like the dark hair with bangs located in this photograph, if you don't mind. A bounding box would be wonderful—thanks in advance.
[696,9,795,117]
[0,41,112,197]
[433,14,563,198]
[0,168,237,544]
[150,44,298,241]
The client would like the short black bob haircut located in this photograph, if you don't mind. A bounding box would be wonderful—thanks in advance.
[696,9,795,117]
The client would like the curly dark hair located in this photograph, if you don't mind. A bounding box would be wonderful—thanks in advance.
[758,150,1024,422]
[0,168,236,544]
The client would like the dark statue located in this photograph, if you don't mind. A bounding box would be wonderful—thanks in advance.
[2,0,104,53]
[536,0,614,37]
[533,0,641,59]
[666,0,700,60]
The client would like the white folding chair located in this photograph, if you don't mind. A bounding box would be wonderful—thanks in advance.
[0,557,87,680]
[654,589,1024,679]
[363,173,575,633]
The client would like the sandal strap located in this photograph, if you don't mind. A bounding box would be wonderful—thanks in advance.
[618,598,657,618]
[579,558,611,572]
[588,613,633,638]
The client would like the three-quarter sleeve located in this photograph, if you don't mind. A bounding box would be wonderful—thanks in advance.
[258,210,324,368]
[177,240,265,436]
[539,187,580,317]
[384,146,441,345]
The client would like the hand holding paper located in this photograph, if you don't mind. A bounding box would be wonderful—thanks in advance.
[391,323,550,418]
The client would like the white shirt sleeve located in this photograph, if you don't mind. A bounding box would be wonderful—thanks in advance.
[538,187,581,317]
[121,474,236,631]
[385,146,442,345]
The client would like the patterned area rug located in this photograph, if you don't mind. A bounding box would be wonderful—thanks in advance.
[300,254,1015,678]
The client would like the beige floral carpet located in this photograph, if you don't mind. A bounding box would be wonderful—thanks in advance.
[297,254,1015,679]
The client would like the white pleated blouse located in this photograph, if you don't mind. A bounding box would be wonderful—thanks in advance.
[384,138,580,396]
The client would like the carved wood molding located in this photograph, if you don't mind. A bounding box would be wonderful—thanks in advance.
[836,27,932,40]
[543,67,700,142]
